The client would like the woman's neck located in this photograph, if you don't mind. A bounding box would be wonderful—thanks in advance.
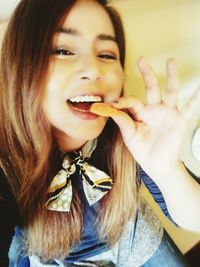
[53,129,87,153]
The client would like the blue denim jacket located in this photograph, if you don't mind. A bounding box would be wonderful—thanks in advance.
[8,168,174,266]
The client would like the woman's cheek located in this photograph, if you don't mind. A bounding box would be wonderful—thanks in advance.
[111,67,124,94]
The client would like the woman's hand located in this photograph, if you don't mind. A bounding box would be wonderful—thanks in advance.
[91,57,200,179]
[91,57,200,231]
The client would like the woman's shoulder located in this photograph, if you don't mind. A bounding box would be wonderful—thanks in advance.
[0,168,20,267]
[0,169,21,228]
[0,167,19,215]
[0,168,14,201]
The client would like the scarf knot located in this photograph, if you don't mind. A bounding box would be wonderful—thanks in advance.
[46,140,113,212]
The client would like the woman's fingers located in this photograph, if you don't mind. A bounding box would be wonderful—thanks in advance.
[137,57,161,105]
[112,96,144,118]
[90,103,136,145]
[163,58,179,107]
[109,108,136,145]
[90,95,144,121]
[181,87,200,120]
[138,57,179,108]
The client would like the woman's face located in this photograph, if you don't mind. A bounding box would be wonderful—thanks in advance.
[42,0,124,151]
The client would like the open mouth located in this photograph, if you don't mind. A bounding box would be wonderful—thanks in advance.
[67,95,103,112]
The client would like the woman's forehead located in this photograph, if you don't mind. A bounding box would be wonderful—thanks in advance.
[60,0,115,37]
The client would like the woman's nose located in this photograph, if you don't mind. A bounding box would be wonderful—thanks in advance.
[77,56,102,81]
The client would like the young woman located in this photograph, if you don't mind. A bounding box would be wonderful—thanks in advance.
[0,0,199,266]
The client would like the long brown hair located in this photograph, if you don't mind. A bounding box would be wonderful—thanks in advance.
[0,0,137,261]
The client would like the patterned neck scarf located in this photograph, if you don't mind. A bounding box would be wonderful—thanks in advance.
[46,139,113,212]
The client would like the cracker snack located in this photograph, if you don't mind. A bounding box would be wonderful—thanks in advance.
[90,103,119,117]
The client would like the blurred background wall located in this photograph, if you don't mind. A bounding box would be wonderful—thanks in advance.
[0,0,200,255]
[110,0,200,255]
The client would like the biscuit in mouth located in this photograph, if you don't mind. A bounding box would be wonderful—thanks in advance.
[90,103,118,117]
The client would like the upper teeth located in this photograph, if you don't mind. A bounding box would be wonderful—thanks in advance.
[69,95,103,103]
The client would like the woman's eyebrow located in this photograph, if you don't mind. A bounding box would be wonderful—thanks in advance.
[56,27,78,35]
[97,33,117,43]
[56,27,117,43]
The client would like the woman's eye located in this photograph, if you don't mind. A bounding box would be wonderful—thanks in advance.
[98,54,117,60]
[53,48,74,56]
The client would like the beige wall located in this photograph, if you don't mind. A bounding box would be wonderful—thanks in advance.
[111,0,200,254]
